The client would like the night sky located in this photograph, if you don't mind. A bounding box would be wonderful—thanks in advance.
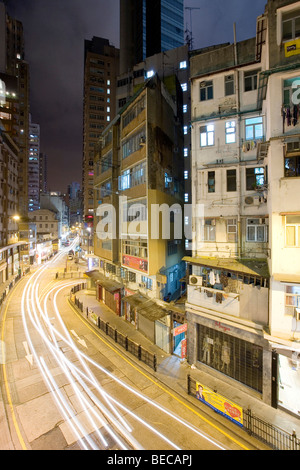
[6,0,266,193]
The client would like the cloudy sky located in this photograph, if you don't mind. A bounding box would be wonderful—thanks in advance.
[6,0,266,192]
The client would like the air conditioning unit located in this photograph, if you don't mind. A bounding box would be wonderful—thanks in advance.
[139,282,146,288]
[295,308,300,321]
[244,196,260,206]
[189,275,203,286]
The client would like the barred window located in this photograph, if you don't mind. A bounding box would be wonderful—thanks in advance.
[198,324,263,393]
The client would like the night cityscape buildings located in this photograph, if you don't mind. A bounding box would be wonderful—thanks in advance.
[0,0,299,452]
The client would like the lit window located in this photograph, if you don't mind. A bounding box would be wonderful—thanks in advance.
[107,116,110,121]
[184,193,189,202]
[184,171,188,179]
[147,70,155,78]
[183,126,188,135]
[183,104,188,113]
[246,167,265,190]
[107,79,111,85]
[107,107,110,112]
[200,124,215,147]
[180,61,187,69]
[245,117,263,140]
[184,148,188,157]
[107,89,110,94]
[181,83,188,92]
[225,121,236,144]
[285,215,300,247]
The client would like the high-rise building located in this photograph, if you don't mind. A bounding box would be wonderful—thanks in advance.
[82,36,119,235]
[0,2,30,217]
[39,152,48,195]
[28,117,40,211]
[120,0,184,74]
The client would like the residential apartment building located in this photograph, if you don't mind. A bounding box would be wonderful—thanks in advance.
[39,152,47,195]
[186,0,300,416]
[28,117,40,211]
[0,2,30,217]
[82,36,119,237]
[90,74,186,352]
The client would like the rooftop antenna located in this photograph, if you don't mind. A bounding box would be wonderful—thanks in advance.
[185,6,201,50]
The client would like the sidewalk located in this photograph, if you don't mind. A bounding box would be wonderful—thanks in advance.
[73,288,300,444]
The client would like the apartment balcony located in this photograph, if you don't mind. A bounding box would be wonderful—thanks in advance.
[187,283,240,316]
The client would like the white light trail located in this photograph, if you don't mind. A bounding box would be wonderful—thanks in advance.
[18,242,227,451]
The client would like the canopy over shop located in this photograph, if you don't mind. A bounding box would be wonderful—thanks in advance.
[85,270,123,315]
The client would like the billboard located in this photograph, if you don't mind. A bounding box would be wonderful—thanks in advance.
[196,381,243,427]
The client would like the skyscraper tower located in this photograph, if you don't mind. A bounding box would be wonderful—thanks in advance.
[120,0,184,74]
[82,37,119,229]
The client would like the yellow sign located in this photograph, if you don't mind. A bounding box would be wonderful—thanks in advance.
[196,382,243,426]
[285,39,300,57]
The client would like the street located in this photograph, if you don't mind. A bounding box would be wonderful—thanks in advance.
[0,245,264,451]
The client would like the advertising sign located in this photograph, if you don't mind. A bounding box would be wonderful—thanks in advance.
[173,323,187,337]
[181,338,187,359]
[195,381,243,427]
[285,39,300,57]
[122,254,148,273]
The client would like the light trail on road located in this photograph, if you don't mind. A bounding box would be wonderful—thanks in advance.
[7,239,229,450]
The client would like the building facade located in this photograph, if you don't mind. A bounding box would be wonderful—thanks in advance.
[90,75,186,351]
[28,117,40,211]
[82,36,119,235]
[186,0,300,415]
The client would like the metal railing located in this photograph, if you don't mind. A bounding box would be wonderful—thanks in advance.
[69,285,157,372]
[187,374,300,451]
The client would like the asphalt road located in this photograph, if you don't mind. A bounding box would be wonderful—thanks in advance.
[0,246,266,451]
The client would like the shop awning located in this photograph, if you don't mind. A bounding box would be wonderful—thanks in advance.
[273,274,300,283]
[183,256,269,278]
[85,270,123,293]
[123,293,168,322]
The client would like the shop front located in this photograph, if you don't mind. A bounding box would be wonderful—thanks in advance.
[96,278,122,316]
[272,345,300,416]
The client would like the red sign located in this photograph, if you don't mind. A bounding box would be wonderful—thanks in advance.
[181,339,187,359]
[173,323,187,336]
[122,255,148,273]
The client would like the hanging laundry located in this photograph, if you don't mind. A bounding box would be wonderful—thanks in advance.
[209,270,215,285]
[215,272,220,284]
[293,104,299,126]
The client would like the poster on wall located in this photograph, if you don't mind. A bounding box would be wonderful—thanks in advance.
[195,381,243,427]
[122,255,148,273]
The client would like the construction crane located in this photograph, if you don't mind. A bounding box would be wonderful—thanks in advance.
[185,6,201,50]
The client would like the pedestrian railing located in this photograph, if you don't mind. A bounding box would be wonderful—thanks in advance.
[0,268,31,309]
[187,374,300,451]
[69,286,157,372]
[55,271,85,279]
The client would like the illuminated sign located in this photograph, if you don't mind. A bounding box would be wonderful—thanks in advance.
[0,79,6,105]
[122,254,148,273]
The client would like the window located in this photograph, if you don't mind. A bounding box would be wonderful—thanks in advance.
[200,124,214,147]
[200,81,213,101]
[246,218,267,242]
[119,162,146,191]
[283,78,300,106]
[246,167,265,190]
[184,171,188,179]
[245,117,263,141]
[181,83,188,92]
[285,285,300,307]
[282,9,300,42]
[226,169,237,192]
[184,193,189,202]
[208,171,215,193]
[122,127,146,159]
[183,104,187,113]
[244,69,260,92]
[180,61,187,69]
[201,219,216,241]
[225,121,236,144]
[122,239,148,259]
[225,75,235,96]
[285,215,300,247]
[227,219,237,242]
[141,276,153,289]
[184,148,188,157]
[284,155,300,177]
[167,241,178,256]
